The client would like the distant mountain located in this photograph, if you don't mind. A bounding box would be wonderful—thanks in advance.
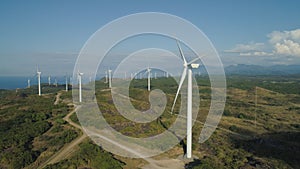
[225,64,300,75]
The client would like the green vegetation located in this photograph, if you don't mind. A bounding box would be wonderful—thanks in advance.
[0,87,78,169]
[0,75,299,169]
[226,75,300,94]
[44,140,124,169]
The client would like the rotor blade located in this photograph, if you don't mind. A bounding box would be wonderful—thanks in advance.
[188,56,201,65]
[142,71,148,77]
[141,68,151,77]
[171,68,187,113]
[176,40,187,64]
[187,54,205,65]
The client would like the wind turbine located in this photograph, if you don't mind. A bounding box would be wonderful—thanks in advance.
[37,67,41,96]
[171,40,201,159]
[78,71,83,102]
[130,73,134,80]
[108,69,112,88]
[147,67,151,91]
[65,75,68,92]
[27,79,31,88]
[48,76,50,85]
[105,71,108,83]
[134,72,137,79]
[54,78,58,87]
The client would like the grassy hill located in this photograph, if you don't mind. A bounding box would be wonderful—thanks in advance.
[0,75,299,168]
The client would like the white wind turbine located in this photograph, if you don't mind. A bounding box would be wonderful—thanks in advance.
[65,75,68,92]
[147,67,151,91]
[105,70,108,83]
[78,71,83,102]
[48,76,51,85]
[27,79,31,88]
[130,73,133,80]
[171,40,202,159]
[37,67,42,96]
[108,69,112,88]
[54,78,58,87]
[134,72,137,79]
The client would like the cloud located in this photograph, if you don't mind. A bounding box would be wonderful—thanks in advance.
[224,42,265,53]
[268,29,300,57]
[239,51,273,56]
[225,29,300,58]
[274,40,300,56]
[268,29,300,43]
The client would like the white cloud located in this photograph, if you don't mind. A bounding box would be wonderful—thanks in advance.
[268,29,300,43]
[253,51,273,56]
[239,52,252,56]
[226,29,300,58]
[225,42,265,53]
[239,51,273,56]
[274,40,300,57]
[268,29,300,57]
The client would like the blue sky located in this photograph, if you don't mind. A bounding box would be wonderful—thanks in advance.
[1,0,300,76]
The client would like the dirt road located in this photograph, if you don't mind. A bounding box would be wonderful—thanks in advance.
[38,92,87,169]
[53,92,62,105]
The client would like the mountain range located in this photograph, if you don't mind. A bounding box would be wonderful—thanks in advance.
[224,64,300,75]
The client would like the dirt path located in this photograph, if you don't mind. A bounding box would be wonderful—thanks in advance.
[54,92,62,105]
[39,90,248,169]
[38,93,87,169]
[63,105,83,129]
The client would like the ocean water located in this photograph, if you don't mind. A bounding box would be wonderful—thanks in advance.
[0,76,67,90]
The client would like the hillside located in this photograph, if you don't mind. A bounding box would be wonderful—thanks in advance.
[0,75,299,168]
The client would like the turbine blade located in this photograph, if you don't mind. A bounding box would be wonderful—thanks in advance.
[187,57,201,65]
[176,40,187,64]
[171,68,187,113]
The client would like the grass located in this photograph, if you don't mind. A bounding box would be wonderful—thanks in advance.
[0,75,300,168]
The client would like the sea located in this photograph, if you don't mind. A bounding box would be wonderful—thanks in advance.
[0,76,67,90]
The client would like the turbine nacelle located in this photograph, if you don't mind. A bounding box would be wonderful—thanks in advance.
[190,63,200,69]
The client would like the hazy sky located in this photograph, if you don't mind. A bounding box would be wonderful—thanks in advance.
[1,0,300,76]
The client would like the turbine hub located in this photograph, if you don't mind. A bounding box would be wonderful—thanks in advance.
[190,63,200,69]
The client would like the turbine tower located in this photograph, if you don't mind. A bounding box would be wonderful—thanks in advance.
[105,71,108,83]
[78,71,83,102]
[130,73,133,80]
[48,76,51,85]
[27,79,30,88]
[37,67,41,96]
[65,75,68,92]
[108,69,112,88]
[54,78,57,87]
[171,40,201,159]
[147,67,151,91]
